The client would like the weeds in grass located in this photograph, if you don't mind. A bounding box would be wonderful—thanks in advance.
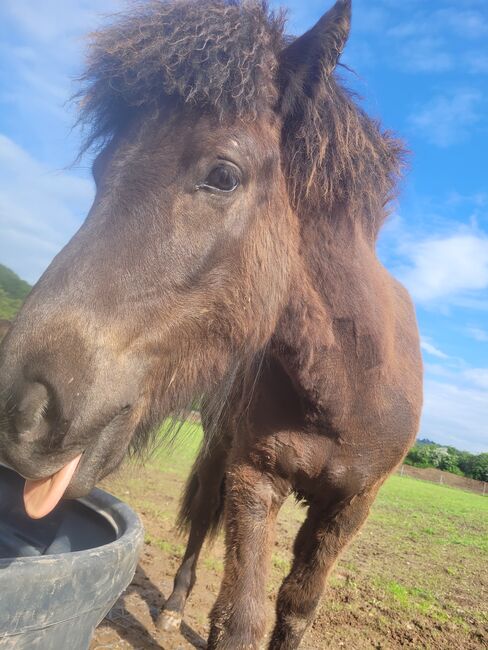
[203,557,224,573]
[272,553,291,577]
[144,534,185,558]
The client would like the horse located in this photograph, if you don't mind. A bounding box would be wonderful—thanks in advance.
[0,1,423,648]
[0,320,10,342]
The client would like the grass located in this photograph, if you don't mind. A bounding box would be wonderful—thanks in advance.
[371,475,487,552]
[102,419,487,647]
[146,418,204,472]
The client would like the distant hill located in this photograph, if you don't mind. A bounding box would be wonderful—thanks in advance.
[0,264,31,320]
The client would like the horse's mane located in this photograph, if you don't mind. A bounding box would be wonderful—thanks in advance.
[77,0,285,149]
[77,0,404,235]
[280,75,405,235]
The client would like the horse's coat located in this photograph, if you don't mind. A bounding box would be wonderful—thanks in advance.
[0,320,10,343]
[0,1,423,648]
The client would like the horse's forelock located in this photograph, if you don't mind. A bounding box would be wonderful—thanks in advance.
[76,0,286,152]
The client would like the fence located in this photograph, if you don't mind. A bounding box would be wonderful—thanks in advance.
[397,463,487,496]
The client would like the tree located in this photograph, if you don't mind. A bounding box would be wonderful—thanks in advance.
[471,454,488,482]
[405,442,486,480]
[405,445,432,468]
[438,453,462,475]
[0,265,31,319]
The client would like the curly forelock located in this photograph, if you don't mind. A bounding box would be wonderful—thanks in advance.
[77,0,285,149]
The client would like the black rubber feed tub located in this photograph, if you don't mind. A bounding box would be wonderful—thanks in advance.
[0,464,144,649]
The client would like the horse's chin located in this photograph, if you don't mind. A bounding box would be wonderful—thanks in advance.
[61,453,110,499]
[62,460,104,499]
[63,419,135,499]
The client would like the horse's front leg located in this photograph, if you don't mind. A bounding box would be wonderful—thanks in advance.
[268,487,380,650]
[208,460,286,650]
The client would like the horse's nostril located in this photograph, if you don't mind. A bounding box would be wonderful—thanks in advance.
[13,382,50,435]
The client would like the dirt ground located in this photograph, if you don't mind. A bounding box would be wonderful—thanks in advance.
[398,464,486,496]
[90,458,487,650]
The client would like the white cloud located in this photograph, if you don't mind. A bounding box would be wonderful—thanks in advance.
[424,362,456,380]
[409,89,483,147]
[446,192,488,208]
[421,338,449,359]
[399,37,453,73]
[436,8,488,39]
[421,378,488,453]
[463,368,488,391]
[397,231,488,305]
[383,4,487,74]
[350,5,389,34]
[0,134,93,283]
[383,5,488,40]
[387,21,419,39]
[467,327,488,342]
[466,51,488,74]
[2,0,117,45]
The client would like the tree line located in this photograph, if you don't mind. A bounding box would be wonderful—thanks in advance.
[406,440,488,482]
[0,264,31,320]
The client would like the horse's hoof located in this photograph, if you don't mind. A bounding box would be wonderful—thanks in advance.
[157,609,182,632]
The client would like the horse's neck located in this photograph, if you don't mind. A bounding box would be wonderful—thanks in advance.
[272,277,335,414]
[272,217,381,416]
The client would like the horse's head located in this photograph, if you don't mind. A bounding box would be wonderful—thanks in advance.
[0,0,353,512]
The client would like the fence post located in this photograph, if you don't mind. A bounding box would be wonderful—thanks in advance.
[484,482,487,497]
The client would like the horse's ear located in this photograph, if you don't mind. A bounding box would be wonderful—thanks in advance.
[278,0,351,111]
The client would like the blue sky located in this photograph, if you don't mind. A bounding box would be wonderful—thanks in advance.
[0,0,487,452]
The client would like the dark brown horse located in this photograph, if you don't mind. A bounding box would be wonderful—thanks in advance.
[0,1,423,648]
[0,320,10,342]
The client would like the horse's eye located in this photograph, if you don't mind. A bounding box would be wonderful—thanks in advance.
[198,164,240,193]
